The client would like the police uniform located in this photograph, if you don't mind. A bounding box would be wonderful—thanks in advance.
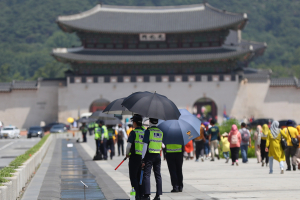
[88,122,96,136]
[106,126,115,160]
[142,125,163,199]
[127,126,144,199]
[94,125,102,156]
[80,124,88,142]
[166,144,184,192]
[101,125,109,160]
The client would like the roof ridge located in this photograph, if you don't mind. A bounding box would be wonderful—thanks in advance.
[205,3,246,17]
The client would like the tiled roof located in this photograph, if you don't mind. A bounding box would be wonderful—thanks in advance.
[270,77,299,87]
[0,81,38,92]
[52,40,266,64]
[57,4,247,33]
[12,81,38,90]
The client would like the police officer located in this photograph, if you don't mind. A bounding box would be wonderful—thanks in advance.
[88,121,96,136]
[126,114,144,200]
[93,121,102,160]
[141,118,163,200]
[165,143,184,192]
[80,122,88,142]
[99,120,109,160]
[106,125,115,160]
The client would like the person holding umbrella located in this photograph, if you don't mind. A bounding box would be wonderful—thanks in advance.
[141,118,163,200]
[126,114,145,200]
[158,109,201,194]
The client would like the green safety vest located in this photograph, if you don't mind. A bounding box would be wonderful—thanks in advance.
[148,127,163,154]
[166,144,182,153]
[107,128,114,139]
[133,127,145,155]
[94,127,101,140]
[88,122,94,129]
[81,126,88,133]
[102,125,109,139]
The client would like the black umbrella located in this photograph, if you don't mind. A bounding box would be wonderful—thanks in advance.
[77,117,94,123]
[90,111,116,120]
[104,118,122,125]
[121,91,181,120]
[103,98,133,115]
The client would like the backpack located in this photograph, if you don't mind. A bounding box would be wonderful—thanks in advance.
[231,134,238,144]
[241,129,250,143]
[203,128,209,139]
[118,129,124,140]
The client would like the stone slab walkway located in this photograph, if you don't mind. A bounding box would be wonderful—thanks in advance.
[83,134,300,200]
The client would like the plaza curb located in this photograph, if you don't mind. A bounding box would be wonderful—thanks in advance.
[0,135,53,200]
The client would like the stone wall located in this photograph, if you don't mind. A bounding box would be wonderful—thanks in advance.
[0,81,59,129]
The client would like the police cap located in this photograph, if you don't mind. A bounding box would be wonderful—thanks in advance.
[149,118,158,124]
[130,114,143,124]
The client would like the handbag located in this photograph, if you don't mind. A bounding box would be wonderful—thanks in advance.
[287,127,299,147]
[280,135,287,151]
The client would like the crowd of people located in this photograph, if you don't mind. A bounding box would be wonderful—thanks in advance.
[79,116,300,200]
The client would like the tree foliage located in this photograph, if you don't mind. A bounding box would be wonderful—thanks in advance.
[0,0,300,82]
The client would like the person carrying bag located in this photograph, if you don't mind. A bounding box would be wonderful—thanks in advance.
[284,120,299,171]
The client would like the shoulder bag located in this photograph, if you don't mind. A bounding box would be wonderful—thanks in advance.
[287,127,299,147]
[280,134,287,151]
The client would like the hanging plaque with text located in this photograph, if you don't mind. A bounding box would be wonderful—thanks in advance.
[139,33,166,41]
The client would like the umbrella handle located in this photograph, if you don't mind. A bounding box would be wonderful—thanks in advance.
[115,157,127,170]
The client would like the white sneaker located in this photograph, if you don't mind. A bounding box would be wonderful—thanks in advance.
[281,168,284,174]
[201,157,204,162]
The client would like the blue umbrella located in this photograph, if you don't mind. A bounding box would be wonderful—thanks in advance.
[157,109,201,145]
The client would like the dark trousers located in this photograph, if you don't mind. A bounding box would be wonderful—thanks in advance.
[117,140,124,156]
[106,138,115,159]
[230,147,240,163]
[101,139,108,160]
[129,155,142,198]
[143,153,162,196]
[88,128,94,136]
[162,148,166,160]
[95,140,101,155]
[260,139,269,164]
[166,152,183,190]
[82,132,87,142]
[285,146,298,167]
[195,140,205,159]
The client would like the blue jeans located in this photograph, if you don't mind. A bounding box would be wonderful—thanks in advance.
[241,144,248,163]
[269,156,284,173]
[204,139,210,155]
[223,152,229,159]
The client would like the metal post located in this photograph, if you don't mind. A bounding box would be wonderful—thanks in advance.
[81,181,88,200]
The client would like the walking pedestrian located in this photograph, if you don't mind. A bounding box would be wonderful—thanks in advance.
[283,120,299,171]
[141,118,163,200]
[165,143,184,193]
[266,121,287,174]
[239,123,251,163]
[208,119,220,161]
[195,124,206,162]
[296,125,300,169]
[106,125,115,160]
[261,124,270,167]
[228,124,241,166]
[80,122,88,142]
[126,114,144,200]
[220,132,230,163]
[254,125,262,163]
[117,124,127,156]
[99,120,109,160]
[203,122,211,159]
[184,140,194,160]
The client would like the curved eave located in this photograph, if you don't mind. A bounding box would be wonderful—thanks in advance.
[52,48,253,64]
[56,3,247,34]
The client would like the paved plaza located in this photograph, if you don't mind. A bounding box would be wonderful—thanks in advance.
[21,134,300,200]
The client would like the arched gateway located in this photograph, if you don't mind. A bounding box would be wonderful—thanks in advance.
[193,98,217,122]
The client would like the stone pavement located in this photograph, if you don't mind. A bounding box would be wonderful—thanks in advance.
[83,135,300,200]
[22,134,300,200]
